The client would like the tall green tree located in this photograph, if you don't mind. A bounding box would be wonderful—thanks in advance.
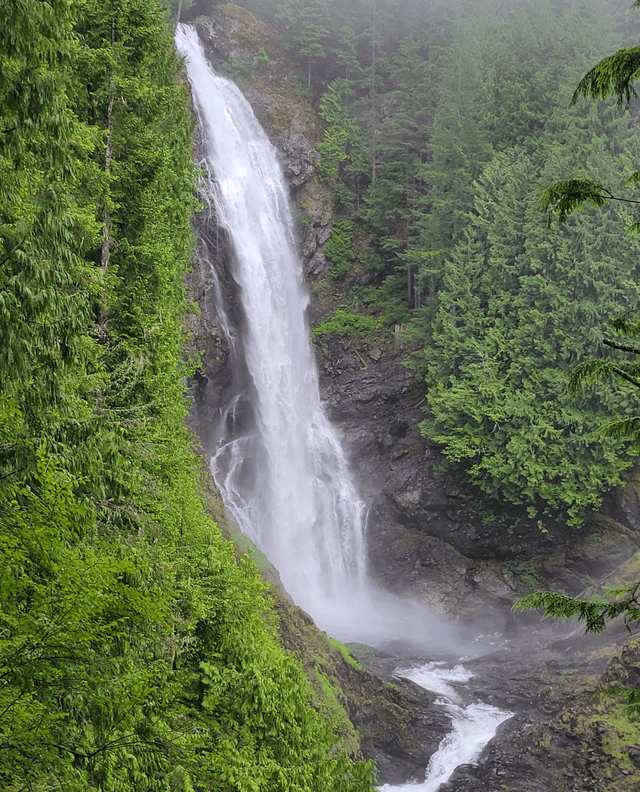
[278,0,331,87]
[517,0,640,631]
[419,101,640,524]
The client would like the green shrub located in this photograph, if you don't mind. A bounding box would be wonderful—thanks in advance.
[312,309,376,338]
[325,218,354,279]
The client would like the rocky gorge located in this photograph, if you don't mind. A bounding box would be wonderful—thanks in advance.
[182,5,640,789]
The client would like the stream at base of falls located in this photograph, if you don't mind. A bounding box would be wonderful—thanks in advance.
[176,22,514,791]
[377,663,512,792]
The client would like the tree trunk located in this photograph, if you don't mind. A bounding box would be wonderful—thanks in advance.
[370,0,376,187]
[101,94,113,274]
[99,20,115,331]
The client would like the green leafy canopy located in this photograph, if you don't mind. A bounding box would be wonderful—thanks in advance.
[0,0,375,788]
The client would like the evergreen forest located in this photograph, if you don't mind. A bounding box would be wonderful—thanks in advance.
[223,0,640,527]
[5,0,640,788]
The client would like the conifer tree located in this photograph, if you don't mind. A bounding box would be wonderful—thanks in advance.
[517,0,640,630]
[278,0,331,87]
[420,102,640,524]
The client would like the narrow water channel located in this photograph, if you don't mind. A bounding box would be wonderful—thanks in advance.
[379,663,512,792]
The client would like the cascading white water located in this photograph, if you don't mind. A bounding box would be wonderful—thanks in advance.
[174,24,489,650]
[379,663,512,792]
[175,24,368,634]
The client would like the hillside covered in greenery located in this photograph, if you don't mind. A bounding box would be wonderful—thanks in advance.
[0,0,375,789]
[220,0,640,527]
[6,0,640,786]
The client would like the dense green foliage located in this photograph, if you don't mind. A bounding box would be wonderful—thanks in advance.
[418,115,640,525]
[516,0,640,638]
[514,585,640,634]
[568,312,640,442]
[324,218,355,279]
[312,308,376,338]
[0,1,374,789]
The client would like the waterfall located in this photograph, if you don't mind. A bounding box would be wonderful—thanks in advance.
[175,24,368,635]
[176,23,515,790]
[175,24,480,649]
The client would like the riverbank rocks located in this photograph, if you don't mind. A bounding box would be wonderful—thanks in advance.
[271,594,453,786]
[435,630,640,792]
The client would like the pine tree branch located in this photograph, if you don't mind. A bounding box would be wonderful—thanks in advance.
[610,365,640,389]
[513,584,640,633]
[571,46,640,108]
[598,416,640,440]
[603,337,640,355]
[541,179,640,224]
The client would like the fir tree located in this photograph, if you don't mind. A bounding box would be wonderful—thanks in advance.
[420,106,640,525]
[517,0,640,632]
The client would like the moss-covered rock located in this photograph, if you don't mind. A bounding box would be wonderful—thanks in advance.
[270,588,450,785]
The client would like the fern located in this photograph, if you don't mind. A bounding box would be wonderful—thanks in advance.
[513,583,640,634]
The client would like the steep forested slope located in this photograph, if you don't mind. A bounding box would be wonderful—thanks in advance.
[411,1,640,525]
[0,1,375,789]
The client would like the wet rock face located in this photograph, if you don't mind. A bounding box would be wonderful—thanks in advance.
[195,10,318,184]
[318,348,520,621]
[193,7,334,281]
[316,337,640,622]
